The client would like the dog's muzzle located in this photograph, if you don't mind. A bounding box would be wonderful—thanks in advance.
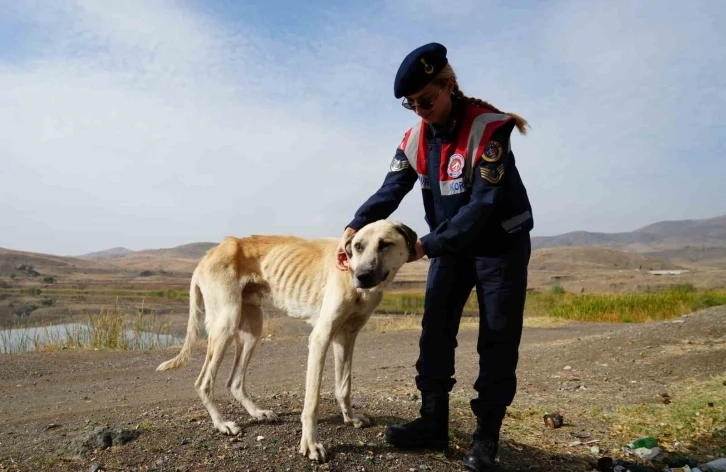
[353,269,389,289]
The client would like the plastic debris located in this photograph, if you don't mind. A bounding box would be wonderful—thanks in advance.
[631,446,662,461]
[627,436,658,449]
[694,458,726,471]
[595,456,658,472]
[668,458,699,469]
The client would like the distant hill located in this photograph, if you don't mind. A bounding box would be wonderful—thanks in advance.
[0,247,115,278]
[641,246,726,270]
[133,242,217,259]
[2,214,723,282]
[78,247,134,260]
[532,214,726,252]
[0,241,218,280]
[102,242,217,273]
[529,247,683,272]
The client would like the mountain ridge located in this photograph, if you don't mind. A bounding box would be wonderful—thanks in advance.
[531,213,726,252]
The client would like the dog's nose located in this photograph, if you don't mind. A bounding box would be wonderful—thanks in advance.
[355,271,376,288]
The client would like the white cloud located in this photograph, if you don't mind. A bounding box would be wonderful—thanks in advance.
[0,0,724,255]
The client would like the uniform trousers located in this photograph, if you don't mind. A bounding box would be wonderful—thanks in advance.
[414,232,531,418]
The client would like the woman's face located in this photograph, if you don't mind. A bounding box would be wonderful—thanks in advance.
[403,80,452,124]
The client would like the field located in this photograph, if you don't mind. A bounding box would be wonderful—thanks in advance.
[1,243,725,471]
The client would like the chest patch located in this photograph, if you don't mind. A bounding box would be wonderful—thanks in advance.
[446,153,465,178]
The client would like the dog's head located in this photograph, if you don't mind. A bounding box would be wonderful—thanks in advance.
[345,220,418,290]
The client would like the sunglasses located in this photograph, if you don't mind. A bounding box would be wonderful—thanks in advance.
[401,86,444,111]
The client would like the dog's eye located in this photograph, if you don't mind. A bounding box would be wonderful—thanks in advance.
[378,240,393,251]
[354,242,363,252]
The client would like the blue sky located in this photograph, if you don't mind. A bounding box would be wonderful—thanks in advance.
[0,0,724,256]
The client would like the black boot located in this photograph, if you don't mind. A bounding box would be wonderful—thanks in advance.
[384,391,449,450]
[463,407,506,471]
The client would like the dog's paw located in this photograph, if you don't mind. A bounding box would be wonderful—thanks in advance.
[253,410,279,422]
[346,413,371,429]
[299,435,327,463]
[215,421,242,436]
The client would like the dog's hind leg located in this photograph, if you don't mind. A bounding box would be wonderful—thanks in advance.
[194,286,241,435]
[226,300,279,422]
[332,317,371,429]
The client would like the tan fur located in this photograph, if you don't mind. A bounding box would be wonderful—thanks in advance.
[157,219,416,463]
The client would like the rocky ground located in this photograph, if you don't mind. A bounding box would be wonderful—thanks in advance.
[1,307,724,471]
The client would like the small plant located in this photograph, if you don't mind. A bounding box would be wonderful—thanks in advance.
[550,284,566,295]
[669,283,695,293]
[136,420,153,431]
[42,276,55,284]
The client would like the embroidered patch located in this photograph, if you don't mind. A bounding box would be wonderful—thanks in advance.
[480,164,505,184]
[447,153,465,178]
[390,158,410,172]
[482,141,503,163]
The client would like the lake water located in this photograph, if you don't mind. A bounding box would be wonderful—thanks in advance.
[0,323,184,353]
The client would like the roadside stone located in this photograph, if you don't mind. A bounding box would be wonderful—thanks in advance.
[65,426,140,458]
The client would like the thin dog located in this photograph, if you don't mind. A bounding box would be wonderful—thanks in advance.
[156,219,417,462]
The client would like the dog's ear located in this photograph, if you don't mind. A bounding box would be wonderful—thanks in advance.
[344,237,353,258]
[392,221,418,260]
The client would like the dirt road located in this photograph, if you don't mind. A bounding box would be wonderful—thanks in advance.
[1,307,724,471]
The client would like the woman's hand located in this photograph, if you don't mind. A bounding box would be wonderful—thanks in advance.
[408,239,425,262]
[336,227,357,271]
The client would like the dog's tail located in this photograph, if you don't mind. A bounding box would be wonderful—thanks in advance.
[156,273,203,371]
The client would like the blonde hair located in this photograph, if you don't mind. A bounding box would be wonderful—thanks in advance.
[432,64,529,135]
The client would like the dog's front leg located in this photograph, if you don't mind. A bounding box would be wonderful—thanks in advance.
[333,320,370,429]
[299,319,336,463]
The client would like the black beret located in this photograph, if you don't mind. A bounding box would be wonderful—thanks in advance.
[393,42,448,99]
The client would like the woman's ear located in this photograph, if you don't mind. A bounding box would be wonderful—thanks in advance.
[446,78,455,94]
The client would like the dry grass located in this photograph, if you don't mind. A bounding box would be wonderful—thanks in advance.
[362,313,480,333]
[363,314,565,332]
[522,316,568,328]
[594,374,726,458]
[530,285,726,322]
[447,375,726,466]
[379,285,726,323]
[0,303,178,353]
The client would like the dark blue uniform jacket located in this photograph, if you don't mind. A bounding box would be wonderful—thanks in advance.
[348,97,533,258]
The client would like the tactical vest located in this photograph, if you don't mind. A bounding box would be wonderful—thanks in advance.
[399,109,511,192]
[397,103,533,237]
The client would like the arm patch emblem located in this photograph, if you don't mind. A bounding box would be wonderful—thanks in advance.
[390,157,411,172]
[481,141,503,163]
[480,164,505,184]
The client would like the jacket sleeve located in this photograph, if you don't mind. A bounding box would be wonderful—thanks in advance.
[347,148,418,230]
[420,118,517,257]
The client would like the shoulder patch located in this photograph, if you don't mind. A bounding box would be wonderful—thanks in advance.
[480,163,505,184]
[390,157,411,172]
[481,141,503,163]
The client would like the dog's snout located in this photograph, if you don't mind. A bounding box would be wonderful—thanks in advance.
[355,271,376,288]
